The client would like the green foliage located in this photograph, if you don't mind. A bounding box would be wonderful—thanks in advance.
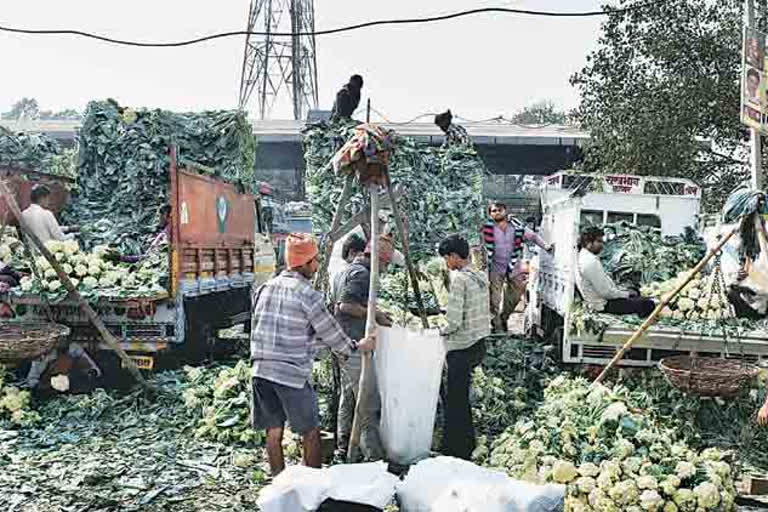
[302,120,486,263]
[66,100,256,253]
[509,100,568,125]
[571,0,750,212]
[0,126,77,179]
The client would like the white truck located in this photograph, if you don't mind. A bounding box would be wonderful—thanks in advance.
[526,171,768,367]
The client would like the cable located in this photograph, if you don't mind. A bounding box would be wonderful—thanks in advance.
[0,3,664,48]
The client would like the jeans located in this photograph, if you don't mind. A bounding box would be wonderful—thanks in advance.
[336,353,384,460]
[442,340,486,460]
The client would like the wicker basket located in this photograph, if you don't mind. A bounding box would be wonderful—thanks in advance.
[659,355,759,398]
[0,323,70,364]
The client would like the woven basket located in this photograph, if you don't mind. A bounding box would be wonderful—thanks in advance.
[659,355,759,398]
[0,323,70,364]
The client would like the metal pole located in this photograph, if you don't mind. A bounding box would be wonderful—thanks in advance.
[747,0,764,189]
[367,99,371,123]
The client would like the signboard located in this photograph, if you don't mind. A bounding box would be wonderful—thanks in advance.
[741,26,768,131]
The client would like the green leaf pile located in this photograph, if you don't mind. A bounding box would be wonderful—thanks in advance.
[0,127,77,180]
[302,120,486,263]
[601,222,706,288]
[65,100,256,254]
[488,375,738,511]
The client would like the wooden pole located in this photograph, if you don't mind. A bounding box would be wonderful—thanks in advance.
[314,176,354,290]
[746,0,764,189]
[0,179,151,391]
[347,183,379,461]
[386,184,429,329]
[593,226,739,384]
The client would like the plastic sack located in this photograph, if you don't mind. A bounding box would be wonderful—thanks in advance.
[374,326,445,465]
[256,462,398,512]
[396,457,565,512]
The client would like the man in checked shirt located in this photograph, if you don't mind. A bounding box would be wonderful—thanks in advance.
[250,233,377,475]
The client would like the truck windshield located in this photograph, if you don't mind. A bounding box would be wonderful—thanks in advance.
[286,218,313,234]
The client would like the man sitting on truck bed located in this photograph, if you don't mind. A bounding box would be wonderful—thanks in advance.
[20,184,78,244]
[575,226,655,317]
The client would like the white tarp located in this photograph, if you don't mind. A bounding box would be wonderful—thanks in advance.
[396,457,565,512]
[257,462,398,512]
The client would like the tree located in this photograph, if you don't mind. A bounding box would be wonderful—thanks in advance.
[510,100,567,125]
[570,0,755,211]
[2,98,40,120]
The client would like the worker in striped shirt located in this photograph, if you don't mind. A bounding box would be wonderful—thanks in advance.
[438,234,491,460]
[250,233,376,476]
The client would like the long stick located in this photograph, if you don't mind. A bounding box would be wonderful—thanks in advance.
[593,226,739,384]
[386,184,429,328]
[0,179,151,391]
[314,176,354,290]
[347,183,379,461]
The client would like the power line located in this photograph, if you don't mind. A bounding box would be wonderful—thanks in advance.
[0,3,663,48]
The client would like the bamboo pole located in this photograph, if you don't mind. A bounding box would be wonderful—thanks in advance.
[0,179,151,391]
[386,184,429,329]
[347,183,380,461]
[314,176,354,291]
[593,225,739,384]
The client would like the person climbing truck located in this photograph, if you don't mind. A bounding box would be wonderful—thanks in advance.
[250,233,376,476]
[331,74,364,120]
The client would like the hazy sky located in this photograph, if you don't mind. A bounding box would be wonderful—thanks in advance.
[1,0,604,121]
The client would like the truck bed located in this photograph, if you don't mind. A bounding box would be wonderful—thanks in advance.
[565,322,768,366]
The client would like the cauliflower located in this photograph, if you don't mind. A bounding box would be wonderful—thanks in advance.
[61,263,73,275]
[600,460,622,480]
[98,276,116,288]
[676,298,695,312]
[82,276,98,288]
[697,297,710,310]
[660,476,681,496]
[693,482,720,509]
[700,448,723,462]
[662,502,678,512]
[639,490,663,511]
[660,307,674,318]
[45,240,63,253]
[564,497,589,512]
[575,476,597,494]
[75,264,88,277]
[672,488,695,509]
[36,256,51,270]
[20,276,34,292]
[672,311,685,320]
[50,374,70,392]
[706,461,730,478]
[597,471,614,489]
[609,480,639,506]
[602,401,628,423]
[69,278,80,288]
[88,265,102,277]
[675,461,696,480]
[622,457,643,476]
[552,460,578,483]
[44,268,57,280]
[47,280,62,292]
[0,244,10,259]
[62,240,79,256]
[579,462,600,477]
[614,438,635,459]
[686,311,700,321]
[686,288,701,300]
[637,475,659,490]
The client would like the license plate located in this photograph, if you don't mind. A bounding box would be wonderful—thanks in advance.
[122,355,154,370]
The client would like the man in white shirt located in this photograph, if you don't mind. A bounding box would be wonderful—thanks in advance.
[20,185,78,244]
[575,226,655,317]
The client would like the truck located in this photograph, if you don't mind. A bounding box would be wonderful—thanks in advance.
[5,148,276,370]
[526,171,768,367]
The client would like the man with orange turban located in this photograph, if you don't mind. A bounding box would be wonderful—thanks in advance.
[250,233,376,476]
[333,233,394,461]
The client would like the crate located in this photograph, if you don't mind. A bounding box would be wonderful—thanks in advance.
[564,327,768,367]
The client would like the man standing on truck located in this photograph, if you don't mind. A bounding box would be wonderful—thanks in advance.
[434,110,471,147]
[483,202,553,332]
[250,233,376,476]
[20,185,78,244]
[438,234,490,460]
[333,234,394,461]
[331,74,364,120]
[575,226,655,317]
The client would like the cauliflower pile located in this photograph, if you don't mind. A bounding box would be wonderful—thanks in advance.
[0,228,27,268]
[0,366,40,427]
[487,376,737,511]
[15,239,167,301]
[641,270,734,324]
